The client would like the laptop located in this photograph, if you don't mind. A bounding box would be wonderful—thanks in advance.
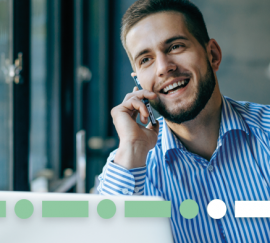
[0,191,173,243]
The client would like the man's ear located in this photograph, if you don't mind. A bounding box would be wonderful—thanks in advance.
[207,39,222,72]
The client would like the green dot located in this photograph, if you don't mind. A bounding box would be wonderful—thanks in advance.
[97,199,116,219]
[179,199,199,219]
[15,199,34,219]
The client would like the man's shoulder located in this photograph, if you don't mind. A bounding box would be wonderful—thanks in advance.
[226,96,270,133]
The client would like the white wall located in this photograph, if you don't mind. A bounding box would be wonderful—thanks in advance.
[195,0,270,104]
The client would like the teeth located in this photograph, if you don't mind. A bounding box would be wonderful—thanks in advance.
[163,79,189,93]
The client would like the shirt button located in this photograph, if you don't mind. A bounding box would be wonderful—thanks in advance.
[122,188,128,194]
[134,187,139,193]
[208,165,214,171]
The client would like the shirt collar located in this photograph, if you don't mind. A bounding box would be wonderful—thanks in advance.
[160,95,249,157]
[219,95,249,138]
[161,117,187,157]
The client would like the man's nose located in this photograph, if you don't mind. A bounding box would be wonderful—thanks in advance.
[155,54,177,77]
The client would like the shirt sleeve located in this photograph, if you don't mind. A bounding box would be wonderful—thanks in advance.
[97,149,147,196]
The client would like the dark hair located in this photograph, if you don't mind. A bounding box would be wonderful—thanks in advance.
[121,0,210,59]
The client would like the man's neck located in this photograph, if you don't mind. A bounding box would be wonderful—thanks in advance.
[166,93,222,161]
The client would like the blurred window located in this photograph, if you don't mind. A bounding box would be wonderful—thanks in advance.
[0,0,12,190]
[29,0,47,181]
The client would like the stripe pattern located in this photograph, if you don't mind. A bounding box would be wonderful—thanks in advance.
[98,95,270,243]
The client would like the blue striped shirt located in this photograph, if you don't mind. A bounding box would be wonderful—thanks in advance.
[98,95,270,243]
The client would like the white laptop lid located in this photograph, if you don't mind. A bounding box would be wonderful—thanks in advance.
[0,191,174,243]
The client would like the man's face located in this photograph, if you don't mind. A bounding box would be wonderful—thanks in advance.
[126,11,217,124]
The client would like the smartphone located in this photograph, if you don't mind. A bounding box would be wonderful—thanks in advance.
[132,76,157,126]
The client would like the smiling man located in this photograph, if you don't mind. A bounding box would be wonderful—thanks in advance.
[97,0,270,242]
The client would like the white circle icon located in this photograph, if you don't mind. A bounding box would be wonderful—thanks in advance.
[207,199,227,219]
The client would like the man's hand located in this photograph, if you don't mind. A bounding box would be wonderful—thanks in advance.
[111,86,159,169]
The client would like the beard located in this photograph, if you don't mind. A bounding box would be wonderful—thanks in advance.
[149,59,216,124]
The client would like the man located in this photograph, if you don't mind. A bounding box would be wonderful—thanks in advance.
[98,0,270,242]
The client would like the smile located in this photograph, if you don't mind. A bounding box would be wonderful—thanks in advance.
[161,79,190,95]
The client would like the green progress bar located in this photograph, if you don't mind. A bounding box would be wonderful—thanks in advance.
[0,201,6,217]
[42,201,88,217]
[125,201,171,217]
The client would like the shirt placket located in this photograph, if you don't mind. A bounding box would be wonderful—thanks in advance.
[192,148,229,243]
[207,152,230,243]
[216,220,228,243]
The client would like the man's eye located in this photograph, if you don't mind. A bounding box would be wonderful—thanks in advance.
[171,44,181,50]
[141,57,150,64]
[171,44,183,50]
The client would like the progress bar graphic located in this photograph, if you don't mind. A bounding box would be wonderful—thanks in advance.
[0,199,269,219]
[235,201,270,218]
[42,201,89,218]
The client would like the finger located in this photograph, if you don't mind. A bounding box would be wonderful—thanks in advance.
[140,112,149,124]
[123,97,149,118]
[123,89,156,102]
[146,120,159,135]
[131,109,139,120]
[131,72,137,77]
[133,86,139,92]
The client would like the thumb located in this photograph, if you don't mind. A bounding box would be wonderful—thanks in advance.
[146,119,159,135]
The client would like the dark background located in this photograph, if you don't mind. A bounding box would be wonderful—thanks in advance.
[0,0,269,192]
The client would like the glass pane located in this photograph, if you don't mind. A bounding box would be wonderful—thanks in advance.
[29,0,47,183]
[0,0,12,190]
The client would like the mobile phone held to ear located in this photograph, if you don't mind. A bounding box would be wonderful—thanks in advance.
[132,76,157,126]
